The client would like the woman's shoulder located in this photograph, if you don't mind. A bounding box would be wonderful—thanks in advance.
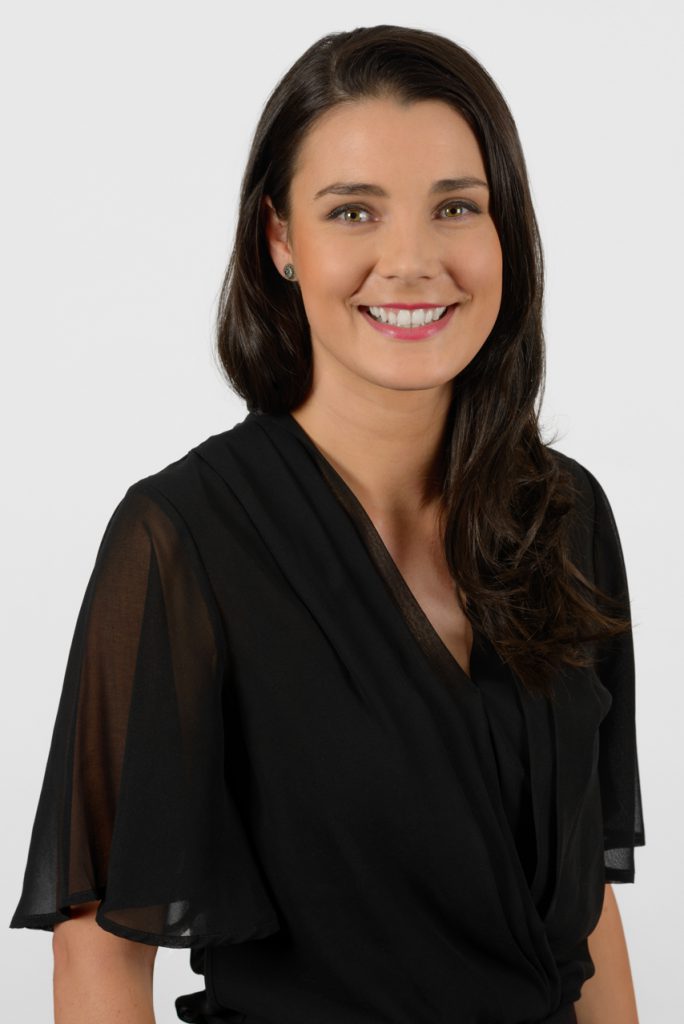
[122,418,253,514]
[547,444,622,515]
[546,445,629,582]
[548,444,593,490]
[547,444,615,518]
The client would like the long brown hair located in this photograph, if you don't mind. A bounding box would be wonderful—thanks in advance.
[215,24,631,698]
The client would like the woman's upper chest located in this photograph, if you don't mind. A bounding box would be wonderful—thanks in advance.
[371,509,475,681]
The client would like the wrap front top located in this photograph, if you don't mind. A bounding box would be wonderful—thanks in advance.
[9,408,645,1024]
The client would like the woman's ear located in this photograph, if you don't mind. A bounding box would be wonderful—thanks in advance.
[262,196,293,275]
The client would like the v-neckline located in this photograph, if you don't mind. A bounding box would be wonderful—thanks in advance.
[277,410,479,689]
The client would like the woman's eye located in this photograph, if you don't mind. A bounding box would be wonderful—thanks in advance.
[326,200,480,224]
[327,205,371,224]
[439,200,479,219]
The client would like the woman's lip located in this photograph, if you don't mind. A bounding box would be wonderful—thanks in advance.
[359,302,459,340]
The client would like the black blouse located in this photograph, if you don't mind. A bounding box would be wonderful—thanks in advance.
[9,409,645,1024]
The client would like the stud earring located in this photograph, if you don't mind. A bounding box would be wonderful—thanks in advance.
[283,263,296,280]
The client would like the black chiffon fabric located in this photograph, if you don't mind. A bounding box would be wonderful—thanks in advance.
[9,409,645,1024]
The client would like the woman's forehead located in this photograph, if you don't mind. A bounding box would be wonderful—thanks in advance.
[292,98,486,194]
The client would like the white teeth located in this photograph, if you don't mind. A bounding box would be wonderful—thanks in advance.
[367,305,448,327]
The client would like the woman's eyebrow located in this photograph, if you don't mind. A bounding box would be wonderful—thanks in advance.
[313,176,489,200]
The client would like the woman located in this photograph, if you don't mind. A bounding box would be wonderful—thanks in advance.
[9,24,645,1024]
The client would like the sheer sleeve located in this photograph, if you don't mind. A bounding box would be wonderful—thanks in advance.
[586,467,646,883]
[8,483,281,947]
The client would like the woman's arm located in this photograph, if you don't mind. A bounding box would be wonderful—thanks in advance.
[575,884,640,1024]
[53,901,157,1024]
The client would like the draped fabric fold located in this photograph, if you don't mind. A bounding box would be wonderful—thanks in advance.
[9,408,644,1024]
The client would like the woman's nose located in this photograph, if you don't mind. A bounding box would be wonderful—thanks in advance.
[372,215,443,281]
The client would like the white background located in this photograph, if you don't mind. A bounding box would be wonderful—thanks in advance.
[2,1,680,1020]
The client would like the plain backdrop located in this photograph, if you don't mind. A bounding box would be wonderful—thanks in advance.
[2,1,680,1020]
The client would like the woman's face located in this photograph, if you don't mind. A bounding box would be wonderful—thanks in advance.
[264,96,503,399]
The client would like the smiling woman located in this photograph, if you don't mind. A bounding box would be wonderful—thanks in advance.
[9,22,644,1024]
[263,97,502,387]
